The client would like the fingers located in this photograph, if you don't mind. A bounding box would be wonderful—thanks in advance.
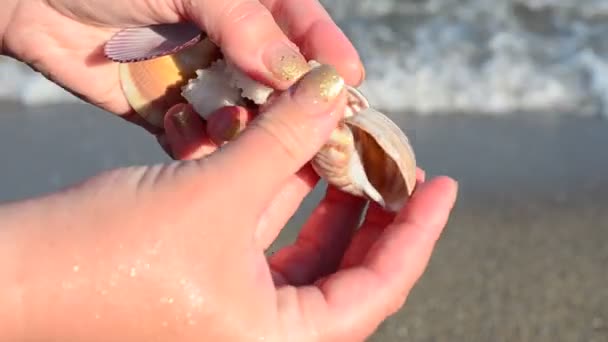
[178,0,310,89]
[416,167,426,182]
[269,187,366,286]
[163,103,218,159]
[261,0,364,85]
[254,164,319,249]
[206,64,347,211]
[163,97,323,251]
[205,106,253,145]
[339,202,396,270]
[277,176,458,341]
[164,103,256,159]
[249,170,423,253]
[164,101,320,250]
[341,167,426,268]
[357,177,457,313]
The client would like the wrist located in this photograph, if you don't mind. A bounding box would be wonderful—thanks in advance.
[0,0,19,55]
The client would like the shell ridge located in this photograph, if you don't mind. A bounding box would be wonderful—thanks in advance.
[104,23,204,62]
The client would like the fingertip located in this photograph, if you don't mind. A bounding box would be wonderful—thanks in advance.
[163,103,218,160]
[410,175,458,208]
[206,106,253,145]
[300,20,365,86]
[164,103,203,142]
[392,175,459,240]
[416,167,426,182]
[426,176,459,206]
[194,0,310,89]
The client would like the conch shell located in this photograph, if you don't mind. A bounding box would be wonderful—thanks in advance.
[104,25,417,212]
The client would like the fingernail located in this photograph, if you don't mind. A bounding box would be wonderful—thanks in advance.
[291,64,345,105]
[207,106,250,144]
[263,41,310,83]
[210,115,243,144]
[222,118,243,141]
[169,104,201,141]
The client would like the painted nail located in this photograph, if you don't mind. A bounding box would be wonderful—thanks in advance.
[291,64,345,106]
[207,106,250,144]
[211,115,242,144]
[168,104,202,141]
[263,41,310,83]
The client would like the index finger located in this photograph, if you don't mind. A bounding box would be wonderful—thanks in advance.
[262,0,365,86]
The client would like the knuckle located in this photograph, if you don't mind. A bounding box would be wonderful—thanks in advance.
[215,0,274,42]
[222,0,272,26]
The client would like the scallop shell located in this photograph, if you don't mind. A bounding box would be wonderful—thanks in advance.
[117,37,221,127]
[104,23,204,62]
[104,25,417,211]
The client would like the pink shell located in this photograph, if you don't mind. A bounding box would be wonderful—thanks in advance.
[104,23,204,63]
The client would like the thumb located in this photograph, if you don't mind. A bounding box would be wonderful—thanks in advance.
[206,64,347,209]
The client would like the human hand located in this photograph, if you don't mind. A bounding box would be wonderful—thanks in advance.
[0,65,457,341]
[1,0,363,137]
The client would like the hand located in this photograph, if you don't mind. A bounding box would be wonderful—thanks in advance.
[0,66,457,341]
[2,0,363,138]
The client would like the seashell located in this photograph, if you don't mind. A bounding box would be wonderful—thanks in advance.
[311,105,417,212]
[181,59,245,116]
[104,23,204,62]
[104,25,417,211]
[117,37,221,127]
[181,58,275,116]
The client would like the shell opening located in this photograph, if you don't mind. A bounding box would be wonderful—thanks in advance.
[346,140,385,206]
[348,124,409,212]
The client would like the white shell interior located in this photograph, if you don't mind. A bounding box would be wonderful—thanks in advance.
[181,58,275,117]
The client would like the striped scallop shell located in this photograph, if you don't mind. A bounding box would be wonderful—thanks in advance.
[104,23,204,62]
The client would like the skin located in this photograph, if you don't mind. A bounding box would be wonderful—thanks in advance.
[2,0,364,134]
[0,0,459,341]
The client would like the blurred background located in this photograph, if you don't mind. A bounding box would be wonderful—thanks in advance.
[1,0,607,341]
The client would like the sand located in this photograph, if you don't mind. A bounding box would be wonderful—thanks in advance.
[1,103,607,341]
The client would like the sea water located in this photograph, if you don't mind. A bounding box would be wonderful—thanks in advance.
[1,0,607,117]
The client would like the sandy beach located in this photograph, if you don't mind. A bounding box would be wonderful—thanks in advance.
[1,103,607,341]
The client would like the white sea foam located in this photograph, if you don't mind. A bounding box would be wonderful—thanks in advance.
[1,0,607,116]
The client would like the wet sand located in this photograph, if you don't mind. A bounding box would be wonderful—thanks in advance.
[1,103,607,341]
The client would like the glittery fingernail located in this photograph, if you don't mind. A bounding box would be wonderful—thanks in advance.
[291,64,345,105]
[263,41,310,83]
[169,104,201,141]
[216,116,244,143]
[207,107,249,144]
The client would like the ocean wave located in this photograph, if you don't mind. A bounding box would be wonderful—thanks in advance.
[1,0,608,117]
